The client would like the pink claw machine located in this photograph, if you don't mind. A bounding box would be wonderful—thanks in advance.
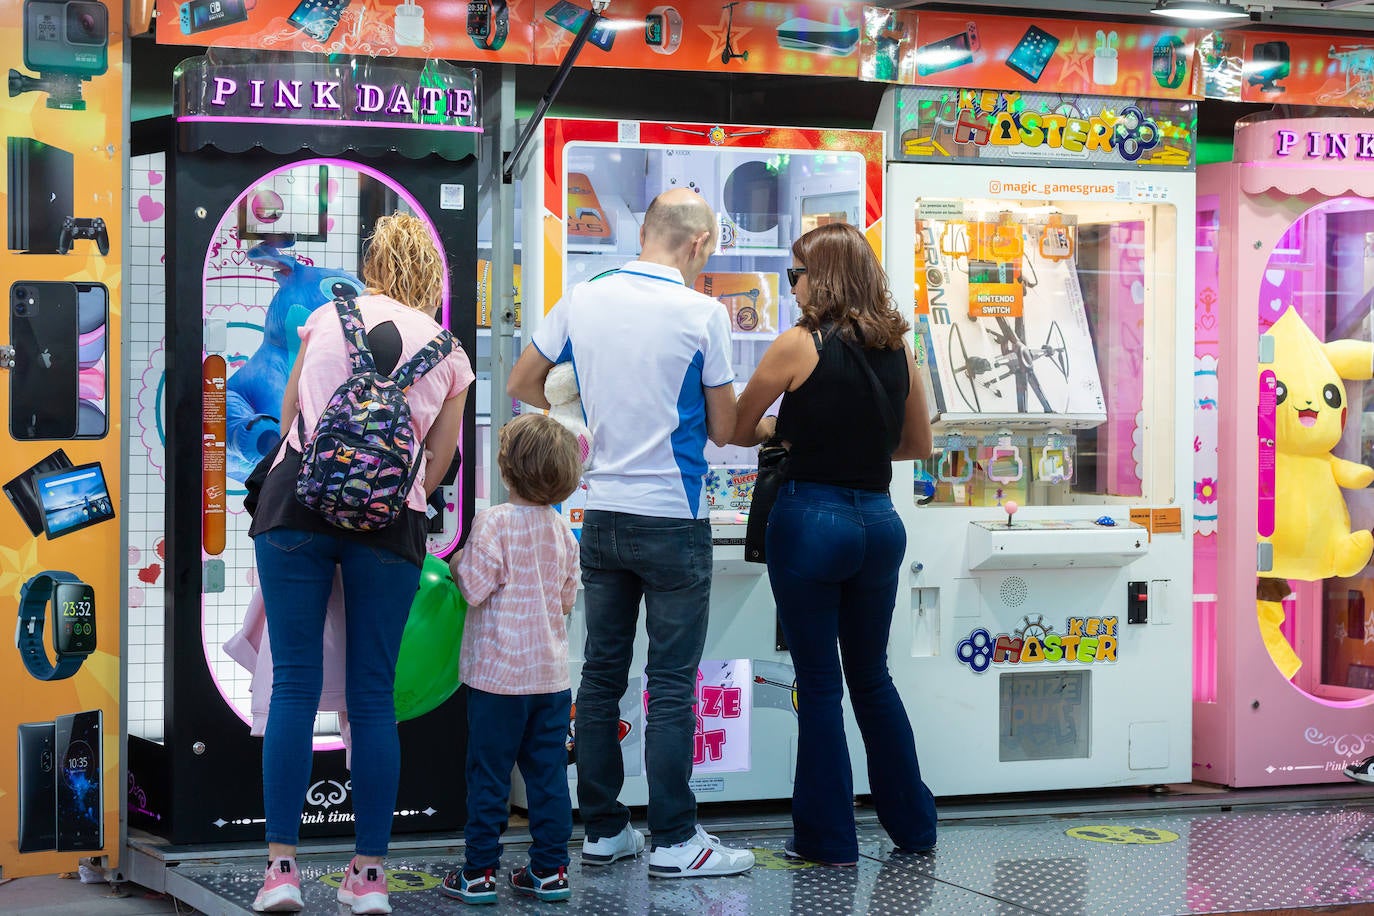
[517,117,886,805]
[1196,113,1374,786]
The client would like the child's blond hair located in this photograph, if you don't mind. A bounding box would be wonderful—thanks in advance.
[498,414,582,506]
[361,212,445,316]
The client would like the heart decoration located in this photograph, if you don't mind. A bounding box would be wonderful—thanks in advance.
[1198,312,1217,330]
[148,170,164,185]
[137,194,164,223]
[1265,269,1286,287]
[230,249,247,265]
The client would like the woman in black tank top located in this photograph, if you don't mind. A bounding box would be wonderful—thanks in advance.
[730,223,938,865]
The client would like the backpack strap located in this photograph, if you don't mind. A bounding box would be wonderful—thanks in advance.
[334,297,376,374]
[392,329,458,391]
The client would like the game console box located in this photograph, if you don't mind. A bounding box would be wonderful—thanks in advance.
[7,137,73,254]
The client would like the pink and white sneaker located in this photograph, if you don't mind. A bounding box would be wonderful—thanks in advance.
[337,857,392,915]
[252,857,303,912]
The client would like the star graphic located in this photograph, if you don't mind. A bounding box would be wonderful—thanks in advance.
[699,9,752,66]
[1056,28,1094,89]
[538,21,573,59]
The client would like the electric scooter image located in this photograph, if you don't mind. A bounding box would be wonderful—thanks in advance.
[721,2,748,64]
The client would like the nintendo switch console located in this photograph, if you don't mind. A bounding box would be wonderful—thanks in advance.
[917,22,978,77]
[179,0,249,34]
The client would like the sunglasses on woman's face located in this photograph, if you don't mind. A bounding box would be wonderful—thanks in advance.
[786,267,807,287]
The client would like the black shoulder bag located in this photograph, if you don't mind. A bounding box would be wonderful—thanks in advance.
[744,328,900,564]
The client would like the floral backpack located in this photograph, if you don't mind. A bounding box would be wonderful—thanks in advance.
[295,297,455,531]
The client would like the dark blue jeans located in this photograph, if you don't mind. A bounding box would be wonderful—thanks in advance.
[254,527,421,857]
[466,687,573,872]
[575,510,712,848]
[767,481,937,863]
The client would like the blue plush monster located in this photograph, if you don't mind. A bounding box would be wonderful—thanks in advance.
[225,241,364,483]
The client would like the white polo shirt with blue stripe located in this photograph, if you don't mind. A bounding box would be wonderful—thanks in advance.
[531,260,735,520]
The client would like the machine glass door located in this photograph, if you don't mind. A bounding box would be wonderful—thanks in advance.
[561,142,867,516]
[907,196,1177,510]
[1256,197,1374,700]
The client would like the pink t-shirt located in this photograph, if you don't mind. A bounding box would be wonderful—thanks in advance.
[283,294,474,512]
[455,503,580,696]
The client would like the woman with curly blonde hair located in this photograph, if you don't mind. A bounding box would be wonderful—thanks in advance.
[249,212,473,914]
[730,222,936,867]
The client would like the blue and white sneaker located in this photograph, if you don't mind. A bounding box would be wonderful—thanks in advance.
[582,824,645,865]
[510,865,571,902]
[440,867,498,905]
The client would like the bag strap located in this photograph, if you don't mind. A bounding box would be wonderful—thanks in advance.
[834,331,900,445]
[334,297,376,375]
[392,329,457,392]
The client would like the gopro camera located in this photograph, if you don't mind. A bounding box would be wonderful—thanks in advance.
[9,0,108,111]
[24,1,108,76]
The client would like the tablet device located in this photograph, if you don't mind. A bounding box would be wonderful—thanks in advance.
[34,461,115,539]
[4,448,73,536]
[1006,25,1060,83]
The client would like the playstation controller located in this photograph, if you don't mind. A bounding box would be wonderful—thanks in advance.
[57,216,109,256]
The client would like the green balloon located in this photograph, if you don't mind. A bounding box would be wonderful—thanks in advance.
[394,554,467,722]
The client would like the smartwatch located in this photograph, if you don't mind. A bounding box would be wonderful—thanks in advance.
[15,572,95,682]
[645,5,682,54]
[467,0,509,51]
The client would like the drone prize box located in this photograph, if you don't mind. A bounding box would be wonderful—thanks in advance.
[694,271,780,334]
[915,217,1105,428]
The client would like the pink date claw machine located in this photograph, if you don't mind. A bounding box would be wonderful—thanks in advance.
[1196,112,1374,786]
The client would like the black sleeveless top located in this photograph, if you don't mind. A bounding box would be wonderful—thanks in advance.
[775,327,908,492]
[248,320,429,567]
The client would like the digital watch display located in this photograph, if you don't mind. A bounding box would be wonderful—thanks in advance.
[15,571,95,681]
[467,0,508,51]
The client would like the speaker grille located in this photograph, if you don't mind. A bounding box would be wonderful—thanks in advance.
[1000,576,1029,608]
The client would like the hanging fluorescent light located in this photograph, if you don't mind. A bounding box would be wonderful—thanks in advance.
[1150,0,1249,22]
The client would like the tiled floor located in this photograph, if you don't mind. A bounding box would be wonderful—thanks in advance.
[15,791,1374,914]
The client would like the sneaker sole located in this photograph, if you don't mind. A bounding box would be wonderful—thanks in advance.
[648,861,754,878]
[1346,768,1374,783]
[439,884,498,905]
[252,886,303,912]
[581,848,640,865]
[337,890,392,914]
[513,886,572,902]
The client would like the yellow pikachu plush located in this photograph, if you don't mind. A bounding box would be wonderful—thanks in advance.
[1263,307,1374,583]
[1260,307,1374,678]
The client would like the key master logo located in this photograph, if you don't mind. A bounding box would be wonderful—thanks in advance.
[956,613,1120,673]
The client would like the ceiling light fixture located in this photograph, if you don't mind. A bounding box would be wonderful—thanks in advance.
[1150,0,1249,23]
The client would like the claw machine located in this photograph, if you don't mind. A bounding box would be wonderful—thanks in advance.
[879,87,1197,794]
[1195,113,1374,787]
[517,117,885,804]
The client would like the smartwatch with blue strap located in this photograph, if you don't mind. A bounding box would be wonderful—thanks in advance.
[15,571,96,681]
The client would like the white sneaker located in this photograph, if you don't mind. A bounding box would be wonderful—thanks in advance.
[582,823,646,865]
[648,825,755,878]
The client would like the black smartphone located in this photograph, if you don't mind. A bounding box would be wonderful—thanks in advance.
[10,281,79,440]
[55,709,102,852]
[544,0,615,52]
[1006,25,1061,83]
[17,721,57,853]
[288,0,349,42]
[3,447,73,536]
[75,282,108,439]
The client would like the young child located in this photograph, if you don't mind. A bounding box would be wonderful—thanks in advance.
[440,413,583,905]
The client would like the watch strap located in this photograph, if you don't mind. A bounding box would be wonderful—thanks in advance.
[16,571,83,681]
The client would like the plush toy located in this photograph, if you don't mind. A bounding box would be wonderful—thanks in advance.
[545,362,592,465]
[1259,306,1374,676]
[224,241,363,483]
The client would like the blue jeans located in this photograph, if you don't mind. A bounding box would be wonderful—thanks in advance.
[767,481,937,863]
[575,510,712,847]
[254,527,421,857]
[465,688,573,871]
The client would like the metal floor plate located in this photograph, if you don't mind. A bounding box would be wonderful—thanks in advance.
[170,804,1374,915]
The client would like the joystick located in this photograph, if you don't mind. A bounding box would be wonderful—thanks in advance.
[57,217,108,256]
[1004,499,1018,528]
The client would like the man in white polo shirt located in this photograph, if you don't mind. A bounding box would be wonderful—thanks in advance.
[507,188,751,877]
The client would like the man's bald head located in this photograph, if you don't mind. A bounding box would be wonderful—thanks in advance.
[642,188,716,252]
